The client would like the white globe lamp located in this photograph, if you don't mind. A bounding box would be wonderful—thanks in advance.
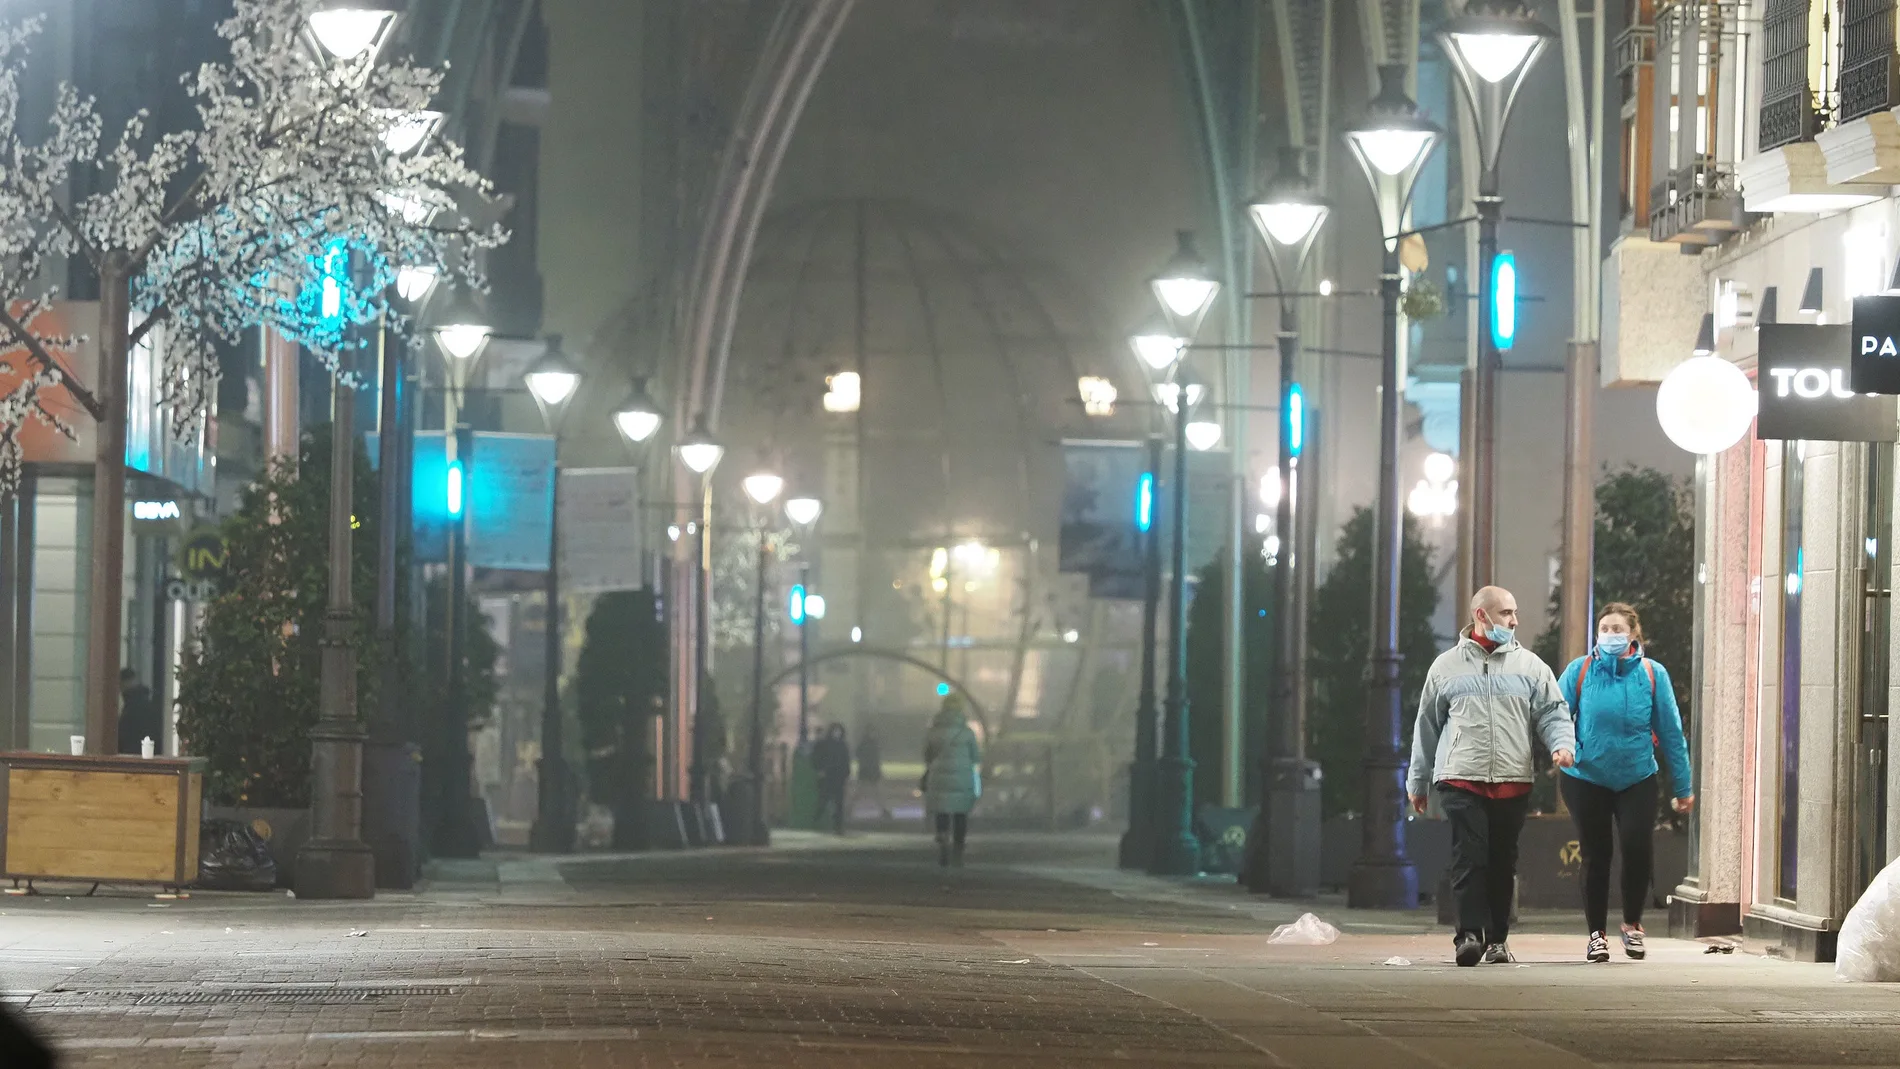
[1657,356,1756,455]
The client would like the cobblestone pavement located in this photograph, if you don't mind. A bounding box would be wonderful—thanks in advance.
[1,831,1896,1067]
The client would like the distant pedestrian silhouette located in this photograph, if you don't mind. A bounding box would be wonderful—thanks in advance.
[812,724,852,834]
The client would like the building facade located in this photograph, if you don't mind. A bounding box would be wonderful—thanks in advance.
[1609,0,1900,960]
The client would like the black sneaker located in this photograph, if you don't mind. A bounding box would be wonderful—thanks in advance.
[1621,925,1646,960]
[1481,942,1513,964]
[1586,931,1610,963]
[1455,933,1484,967]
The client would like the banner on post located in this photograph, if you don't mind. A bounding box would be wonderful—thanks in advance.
[560,467,645,593]
[468,432,555,570]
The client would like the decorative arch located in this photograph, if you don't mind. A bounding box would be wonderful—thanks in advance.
[763,646,992,738]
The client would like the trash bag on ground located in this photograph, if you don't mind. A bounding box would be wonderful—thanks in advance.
[197,818,277,892]
[1837,855,1900,981]
[1267,912,1340,946]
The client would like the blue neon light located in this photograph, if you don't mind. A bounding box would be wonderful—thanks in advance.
[1491,251,1517,351]
[1287,384,1305,457]
[1136,471,1155,533]
[788,583,807,626]
[446,459,464,517]
[935,682,951,697]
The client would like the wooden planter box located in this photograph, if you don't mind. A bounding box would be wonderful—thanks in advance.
[0,751,204,892]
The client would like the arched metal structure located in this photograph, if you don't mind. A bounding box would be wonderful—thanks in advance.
[763,646,992,739]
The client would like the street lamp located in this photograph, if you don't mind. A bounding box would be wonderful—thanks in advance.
[428,297,492,860]
[1149,230,1221,339]
[1343,63,1442,910]
[1242,145,1330,898]
[378,108,444,156]
[785,492,823,747]
[1184,419,1222,452]
[524,336,583,854]
[1439,0,1553,588]
[784,494,823,527]
[613,379,664,445]
[677,417,726,475]
[295,7,413,901]
[740,465,784,847]
[395,264,439,304]
[1146,236,1217,877]
[307,1,397,61]
[676,416,722,807]
[1129,320,1187,373]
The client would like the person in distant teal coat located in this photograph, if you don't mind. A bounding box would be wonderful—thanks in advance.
[922,696,981,867]
[1557,602,1694,965]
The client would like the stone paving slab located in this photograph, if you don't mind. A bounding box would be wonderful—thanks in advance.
[0,831,1891,1067]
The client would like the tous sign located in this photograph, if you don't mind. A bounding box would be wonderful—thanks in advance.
[1766,367,1856,400]
[1758,323,1897,442]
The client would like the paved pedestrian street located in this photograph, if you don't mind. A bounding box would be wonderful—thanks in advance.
[2,832,1896,1067]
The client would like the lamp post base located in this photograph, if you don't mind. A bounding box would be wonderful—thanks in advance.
[1240,757,1322,896]
[294,839,375,900]
[1347,857,1418,910]
[529,756,575,854]
[1147,755,1200,876]
[1117,759,1154,870]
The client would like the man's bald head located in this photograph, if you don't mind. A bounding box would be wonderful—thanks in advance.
[1470,586,1519,634]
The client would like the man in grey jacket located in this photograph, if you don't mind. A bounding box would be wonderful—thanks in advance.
[1409,586,1576,967]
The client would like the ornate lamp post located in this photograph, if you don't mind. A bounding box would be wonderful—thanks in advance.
[1438,0,1553,587]
[524,337,584,854]
[675,417,724,807]
[1145,230,1218,876]
[1241,146,1329,897]
[295,2,401,900]
[740,468,785,846]
[1343,63,1441,910]
[1117,321,1183,871]
[428,300,491,858]
[784,493,823,746]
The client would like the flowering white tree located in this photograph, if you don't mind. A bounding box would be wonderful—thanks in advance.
[0,0,503,749]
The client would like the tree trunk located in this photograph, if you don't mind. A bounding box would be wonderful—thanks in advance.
[84,257,131,755]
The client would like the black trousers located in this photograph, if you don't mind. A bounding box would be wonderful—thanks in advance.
[1560,773,1660,933]
[934,812,968,845]
[1437,785,1531,944]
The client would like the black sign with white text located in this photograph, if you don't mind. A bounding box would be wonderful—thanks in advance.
[1853,294,1900,394]
[1759,324,1898,442]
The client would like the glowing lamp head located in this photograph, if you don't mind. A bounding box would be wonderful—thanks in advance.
[1149,230,1221,329]
[1344,66,1442,179]
[434,322,491,362]
[1129,328,1186,372]
[308,4,396,60]
[1248,146,1331,250]
[523,337,583,410]
[676,418,724,475]
[784,495,823,526]
[395,264,438,304]
[1185,420,1222,451]
[1439,1,1554,84]
[743,472,784,506]
[613,381,664,444]
[378,109,444,155]
[445,459,464,517]
[1423,451,1457,484]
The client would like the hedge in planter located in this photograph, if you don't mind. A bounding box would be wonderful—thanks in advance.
[176,422,385,808]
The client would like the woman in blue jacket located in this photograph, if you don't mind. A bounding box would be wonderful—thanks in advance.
[1558,602,1694,964]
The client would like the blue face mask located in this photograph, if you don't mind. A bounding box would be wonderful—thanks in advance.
[1597,633,1631,657]
[1483,622,1515,646]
